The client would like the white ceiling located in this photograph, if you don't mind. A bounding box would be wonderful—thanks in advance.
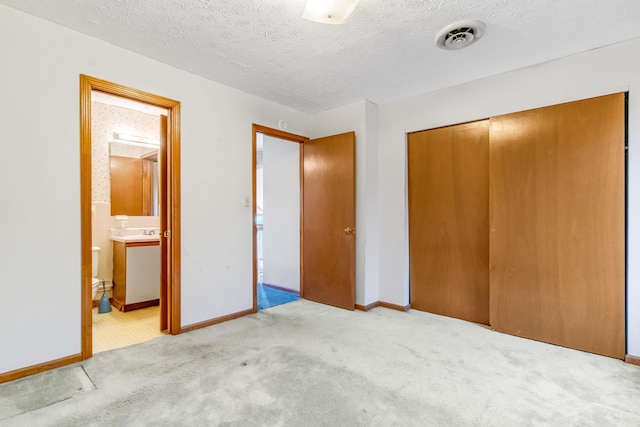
[3,0,640,113]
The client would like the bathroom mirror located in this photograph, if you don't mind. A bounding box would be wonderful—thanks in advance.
[110,141,159,216]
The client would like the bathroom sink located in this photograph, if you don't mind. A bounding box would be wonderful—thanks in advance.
[111,234,160,243]
[111,228,161,243]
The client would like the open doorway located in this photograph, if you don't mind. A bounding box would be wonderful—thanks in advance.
[254,130,302,310]
[80,75,182,360]
[89,91,166,352]
[252,124,357,312]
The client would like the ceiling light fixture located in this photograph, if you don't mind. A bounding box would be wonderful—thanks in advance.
[435,20,486,50]
[302,0,360,25]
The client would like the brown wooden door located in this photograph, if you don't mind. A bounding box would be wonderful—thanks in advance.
[159,115,168,331]
[302,132,356,310]
[408,120,490,324]
[489,93,625,359]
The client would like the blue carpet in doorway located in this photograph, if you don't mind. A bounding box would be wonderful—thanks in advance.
[258,283,299,310]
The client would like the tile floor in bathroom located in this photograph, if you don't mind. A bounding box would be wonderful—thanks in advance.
[92,305,166,353]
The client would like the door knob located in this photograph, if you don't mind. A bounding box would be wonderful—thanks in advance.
[344,227,355,234]
[163,230,171,238]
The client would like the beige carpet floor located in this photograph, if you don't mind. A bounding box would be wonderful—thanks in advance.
[1,299,639,426]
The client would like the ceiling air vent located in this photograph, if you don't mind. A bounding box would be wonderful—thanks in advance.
[435,20,486,50]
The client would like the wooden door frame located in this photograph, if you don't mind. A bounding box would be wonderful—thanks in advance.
[252,124,308,311]
[80,75,182,359]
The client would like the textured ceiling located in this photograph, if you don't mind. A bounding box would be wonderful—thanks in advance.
[3,0,640,113]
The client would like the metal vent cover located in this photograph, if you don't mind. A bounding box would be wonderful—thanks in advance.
[435,20,486,50]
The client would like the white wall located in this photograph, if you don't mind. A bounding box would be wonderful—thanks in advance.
[363,102,380,306]
[0,4,311,374]
[377,37,640,357]
[309,101,380,306]
[256,167,264,213]
[262,135,300,292]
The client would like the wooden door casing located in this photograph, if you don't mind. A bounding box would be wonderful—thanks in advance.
[408,120,490,324]
[81,75,181,363]
[159,115,169,331]
[489,93,626,359]
[302,132,356,310]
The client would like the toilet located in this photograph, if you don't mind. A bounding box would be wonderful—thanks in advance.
[92,246,113,300]
[92,246,101,299]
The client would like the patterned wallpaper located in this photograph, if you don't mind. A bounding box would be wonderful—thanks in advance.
[91,101,162,203]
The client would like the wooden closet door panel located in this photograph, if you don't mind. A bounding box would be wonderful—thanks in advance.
[489,93,625,359]
[408,120,489,324]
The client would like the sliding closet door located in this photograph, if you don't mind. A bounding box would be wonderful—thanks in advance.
[489,93,625,359]
[408,120,489,324]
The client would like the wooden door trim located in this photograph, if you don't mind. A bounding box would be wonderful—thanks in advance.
[0,354,83,385]
[80,75,181,360]
[159,115,169,331]
[251,124,308,312]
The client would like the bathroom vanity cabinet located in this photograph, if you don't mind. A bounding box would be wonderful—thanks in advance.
[112,240,161,311]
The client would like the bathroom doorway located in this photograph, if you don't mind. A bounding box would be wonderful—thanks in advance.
[80,75,181,359]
